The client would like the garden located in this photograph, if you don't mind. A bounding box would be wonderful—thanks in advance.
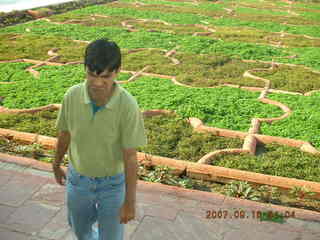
[0,0,320,212]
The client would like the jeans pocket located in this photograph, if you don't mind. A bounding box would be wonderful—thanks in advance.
[67,168,81,186]
[109,174,125,188]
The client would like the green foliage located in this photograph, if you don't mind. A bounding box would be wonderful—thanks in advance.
[214,143,320,182]
[257,185,281,203]
[139,164,194,188]
[123,76,282,131]
[260,92,320,149]
[289,186,317,200]
[0,20,290,61]
[223,180,260,200]
[211,17,320,37]
[137,114,243,161]
[253,65,320,93]
[0,110,58,137]
[0,138,49,160]
[0,64,282,131]
[0,62,32,82]
[0,33,87,62]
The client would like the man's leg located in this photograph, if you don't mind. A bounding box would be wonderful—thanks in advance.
[66,167,98,240]
[96,173,126,240]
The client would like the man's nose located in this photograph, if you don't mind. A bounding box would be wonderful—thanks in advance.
[92,78,105,87]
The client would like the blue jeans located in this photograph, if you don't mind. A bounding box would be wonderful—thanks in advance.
[66,163,126,240]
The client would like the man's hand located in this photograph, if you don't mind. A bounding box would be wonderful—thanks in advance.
[53,166,66,186]
[119,201,136,224]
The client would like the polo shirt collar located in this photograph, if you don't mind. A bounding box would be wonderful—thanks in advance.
[83,79,121,110]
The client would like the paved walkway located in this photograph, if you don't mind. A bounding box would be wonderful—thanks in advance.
[0,161,319,240]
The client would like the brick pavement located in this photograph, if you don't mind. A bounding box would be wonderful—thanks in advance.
[0,161,319,240]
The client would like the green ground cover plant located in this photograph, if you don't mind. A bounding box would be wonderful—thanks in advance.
[3,9,320,70]
[64,2,320,34]
[277,47,320,71]
[0,65,132,109]
[137,113,243,161]
[123,76,282,131]
[211,17,320,38]
[260,92,320,149]
[295,2,320,10]
[0,20,291,60]
[212,143,320,182]
[236,6,291,16]
[47,9,320,49]
[0,62,33,82]
[49,13,130,28]
[0,110,58,137]
[120,0,226,11]
[0,33,86,62]
[75,4,210,25]
[252,65,320,93]
[0,111,243,162]
[122,50,270,88]
[0,64,283,131]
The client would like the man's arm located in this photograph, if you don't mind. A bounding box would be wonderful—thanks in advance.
[119,148,138,224]
[53,130,71,185]
[123,148,138,204]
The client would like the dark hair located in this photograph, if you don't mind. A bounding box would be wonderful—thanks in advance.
[84,38,121,75]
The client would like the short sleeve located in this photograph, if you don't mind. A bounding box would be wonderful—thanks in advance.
[120,98,147,149]
[55,94,69,131]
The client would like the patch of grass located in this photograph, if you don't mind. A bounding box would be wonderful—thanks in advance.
[263,32,320,48]
[123,50,269,87]
[236,6,290,17]
[122,49,173,71]
[260,92,320,149]
[0,110,58,137]
[0,110,243,162]
[0,33,86,62]
[137,113,243,161]
[252,65,320,93]
[0,62,33,82]
[0,63,283,131]
[213,143,320,182]
[278,47,320,71]
[173,53,269,87]
[109,1,225,18]
[0,20,291,63]
[211,17,320,38]
[48,11,130,28]
[122,75,283,131]
[232,11,318,25]
[0,64,132,109]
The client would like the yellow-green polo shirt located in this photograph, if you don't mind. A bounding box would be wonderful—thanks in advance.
[55,80,148,177]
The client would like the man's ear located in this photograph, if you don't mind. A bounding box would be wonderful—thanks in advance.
[115,67,121,74]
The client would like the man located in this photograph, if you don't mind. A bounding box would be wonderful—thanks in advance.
[53,38,147,240]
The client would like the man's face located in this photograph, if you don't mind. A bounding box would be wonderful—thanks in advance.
[86,67,119,95]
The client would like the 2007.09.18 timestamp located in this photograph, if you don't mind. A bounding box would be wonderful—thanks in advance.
[206,210,295,219]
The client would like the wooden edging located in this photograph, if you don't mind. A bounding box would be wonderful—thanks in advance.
[0,128,320,199]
